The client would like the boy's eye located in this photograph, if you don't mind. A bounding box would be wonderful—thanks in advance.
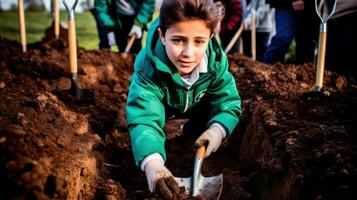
[171,38,184,43]
[195,40,206,44]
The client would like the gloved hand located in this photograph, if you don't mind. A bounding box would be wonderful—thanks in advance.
[242,16,251,30]
[195,125,225,158]
[242,10,256,31]
[107,32,116,46]
[144,158,173,192]
[129,24,143,39]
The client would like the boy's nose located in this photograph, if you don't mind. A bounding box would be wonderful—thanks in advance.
[182,44,194,57]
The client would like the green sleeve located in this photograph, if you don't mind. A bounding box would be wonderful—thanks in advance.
[94,0,115,28]
[135,0,156,26]
[207,54,242,135]
[126,72,167,167]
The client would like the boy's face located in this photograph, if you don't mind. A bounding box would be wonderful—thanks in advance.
[158,20,211,76]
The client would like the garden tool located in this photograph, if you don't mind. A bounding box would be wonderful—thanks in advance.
[239,37,243,54]
[54,0,60,39]
[251,11,256,60]
[62,0,94,102]
[121,34,136,58]
[18,0,26,52]
[224,24,244,54]
[214,1,225,45]
[174,146,223,200]
[314,0,337,92]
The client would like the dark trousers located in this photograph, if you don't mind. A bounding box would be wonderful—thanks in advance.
[325,12,357,81]
[263,8,318,64]
[242,31,270,62]
[114,13,142,53]
[92,11,111,49]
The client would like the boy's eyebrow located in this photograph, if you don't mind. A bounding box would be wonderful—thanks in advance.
[170,35,186,38]
[170,35,209,40]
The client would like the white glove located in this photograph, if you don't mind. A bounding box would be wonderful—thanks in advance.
[128,24,142,39]
[143,156,172,192]
[243,10,256,31]
[107,32,116,46]
[195,124,225,158]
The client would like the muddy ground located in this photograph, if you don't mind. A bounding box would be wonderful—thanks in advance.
[0,27,356,200]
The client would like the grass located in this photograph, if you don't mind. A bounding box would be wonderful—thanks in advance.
[0,11,99,50]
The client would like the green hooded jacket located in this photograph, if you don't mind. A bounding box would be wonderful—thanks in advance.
[93,0,155,29]
[126,18,242,167]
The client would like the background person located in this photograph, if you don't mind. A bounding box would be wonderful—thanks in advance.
[241,0,275,61]
[324,0,357,84]
[263,0,319,64]
[92,0,155,53]
[214,0,243,54]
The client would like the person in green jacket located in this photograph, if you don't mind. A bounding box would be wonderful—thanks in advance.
[126,0,242,194]
[92,0,155,52]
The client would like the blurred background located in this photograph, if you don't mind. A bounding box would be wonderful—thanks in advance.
[0,0,162,50]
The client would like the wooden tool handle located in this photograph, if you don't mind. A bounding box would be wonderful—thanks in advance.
[251,12,256,60]
[18,0,27,52]
[224,24,244,54]
[315,31,327,91]
[68,19,77,74]
[124,35,136,53]
[54,0,60,39]
[196,146,206,160]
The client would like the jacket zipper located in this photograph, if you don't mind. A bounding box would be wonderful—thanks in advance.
[183,90,190,113]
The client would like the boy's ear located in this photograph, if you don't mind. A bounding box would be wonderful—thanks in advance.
[158,28,165,45]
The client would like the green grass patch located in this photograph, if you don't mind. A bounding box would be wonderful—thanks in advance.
[0,11,99,50]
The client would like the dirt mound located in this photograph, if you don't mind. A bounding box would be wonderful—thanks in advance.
[0,33,356,200]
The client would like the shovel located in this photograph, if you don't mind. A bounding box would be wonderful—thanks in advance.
[224,24,244,54]
[62,0,94,102]
[174,146,223,200]
[18,0,27,52]
[53,0,60,39]
[251,11,256,60]
[121,34,136,58]
[314,0,337,92]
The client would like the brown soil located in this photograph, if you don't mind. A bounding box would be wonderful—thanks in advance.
[0,28,356,200]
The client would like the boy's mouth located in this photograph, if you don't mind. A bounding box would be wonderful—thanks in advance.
[179,60,195,67]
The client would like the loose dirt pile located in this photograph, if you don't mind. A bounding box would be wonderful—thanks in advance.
[0,28,356,200]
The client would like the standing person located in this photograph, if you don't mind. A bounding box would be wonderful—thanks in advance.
[241,0,274,61]
[324,0,357,84]
[263,0,319,64]
[92,0,155,53]
[214,0,243,54]
[126,0,242,195]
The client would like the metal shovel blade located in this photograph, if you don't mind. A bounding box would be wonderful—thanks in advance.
[173,146,223,200]
[174,174,223,200]
[68,80,95,103]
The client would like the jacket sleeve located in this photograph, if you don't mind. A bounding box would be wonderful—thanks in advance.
[94,0,115,28]
[135,0,156,26]
[126,72,167,167]
[207,53,242,135]
[221,0,242,32]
